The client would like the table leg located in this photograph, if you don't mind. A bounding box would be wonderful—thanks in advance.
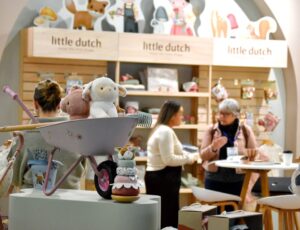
[284,211,289,230]
[260,171,270,197]
[259,170,272,228]
[278,210,283,230]
[239,170,252,208]
[294,212,300,230]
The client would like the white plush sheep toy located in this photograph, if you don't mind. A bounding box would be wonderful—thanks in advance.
[82,77,127,118]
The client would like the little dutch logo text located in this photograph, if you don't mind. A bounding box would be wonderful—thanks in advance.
[51,36,102,48]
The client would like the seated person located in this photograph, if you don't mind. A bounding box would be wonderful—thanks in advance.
[11,79,86,189]
[200,98,268,205]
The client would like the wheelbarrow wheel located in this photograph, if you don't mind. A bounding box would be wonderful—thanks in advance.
[94,160,117,199]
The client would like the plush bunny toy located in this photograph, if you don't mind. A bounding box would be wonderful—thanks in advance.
[82,77,127,118]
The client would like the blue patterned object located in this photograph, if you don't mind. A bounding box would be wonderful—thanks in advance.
[126,111,152,128]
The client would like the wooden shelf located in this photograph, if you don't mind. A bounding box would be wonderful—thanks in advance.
[136,124,200,130]
[126,91,209,98]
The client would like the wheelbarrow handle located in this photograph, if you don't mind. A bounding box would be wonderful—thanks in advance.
[12,131,24,154]
[0,132,24,185]
[3,85,38,123]
[0,122,58,132]
[3,85,17,99]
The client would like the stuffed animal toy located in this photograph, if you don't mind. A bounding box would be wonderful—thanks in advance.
[65,0,109,30]
[61,86,90,120]
[82,77,127,118]
[211,79,228,102]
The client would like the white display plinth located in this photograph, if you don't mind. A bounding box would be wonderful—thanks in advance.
[9,189,161,230]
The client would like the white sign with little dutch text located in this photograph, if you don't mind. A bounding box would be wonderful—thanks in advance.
[27,27,119,61]
[212,38,288,68]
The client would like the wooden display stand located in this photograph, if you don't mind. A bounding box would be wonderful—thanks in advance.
[9,189,161,230]
[19,27,288,208]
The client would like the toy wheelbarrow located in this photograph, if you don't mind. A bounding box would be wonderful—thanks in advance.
[2,85,151,199]
[38,117,140,198]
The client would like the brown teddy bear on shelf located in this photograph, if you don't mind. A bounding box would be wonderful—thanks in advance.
[61,86,90,120]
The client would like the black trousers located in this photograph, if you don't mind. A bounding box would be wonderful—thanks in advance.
[145,166,182,229]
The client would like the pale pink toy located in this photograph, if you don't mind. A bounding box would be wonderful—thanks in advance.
[169,0,193,36]
[61,86,90,120]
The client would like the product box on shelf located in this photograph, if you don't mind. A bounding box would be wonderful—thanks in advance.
[208,211,262,230]
[178,203,217,230]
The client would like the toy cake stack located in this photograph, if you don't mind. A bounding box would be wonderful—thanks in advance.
[112,146,141,202]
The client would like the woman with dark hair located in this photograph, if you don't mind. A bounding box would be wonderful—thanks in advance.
[145,100,198,228]
[33,79,64,118]
[11,79,86,190]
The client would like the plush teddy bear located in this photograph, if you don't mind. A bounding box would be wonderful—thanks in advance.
[82,77,127,118]
[60,86,90,120]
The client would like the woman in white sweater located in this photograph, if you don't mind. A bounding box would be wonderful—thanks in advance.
[145,100,198,229]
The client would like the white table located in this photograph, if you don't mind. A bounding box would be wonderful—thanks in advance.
[215,160,298,207]
[9,189,161,230]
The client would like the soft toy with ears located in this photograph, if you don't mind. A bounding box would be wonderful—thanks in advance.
[82,77,127,118]
[61,86,90,120]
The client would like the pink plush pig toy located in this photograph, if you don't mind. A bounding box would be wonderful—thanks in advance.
[61,86,90,120]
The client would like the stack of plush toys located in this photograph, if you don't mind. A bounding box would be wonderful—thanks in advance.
[111,146,141,202]
[61,76,127,119]
[61,77,143,202]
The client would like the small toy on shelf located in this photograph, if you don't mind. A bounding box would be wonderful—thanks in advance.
[125,101,139,114]
[82,77,127,118]
[112,146,141,202]
[263,81,278,102]
[182,81,198,92]
[241,79,255,100]
[211,78,228,102]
